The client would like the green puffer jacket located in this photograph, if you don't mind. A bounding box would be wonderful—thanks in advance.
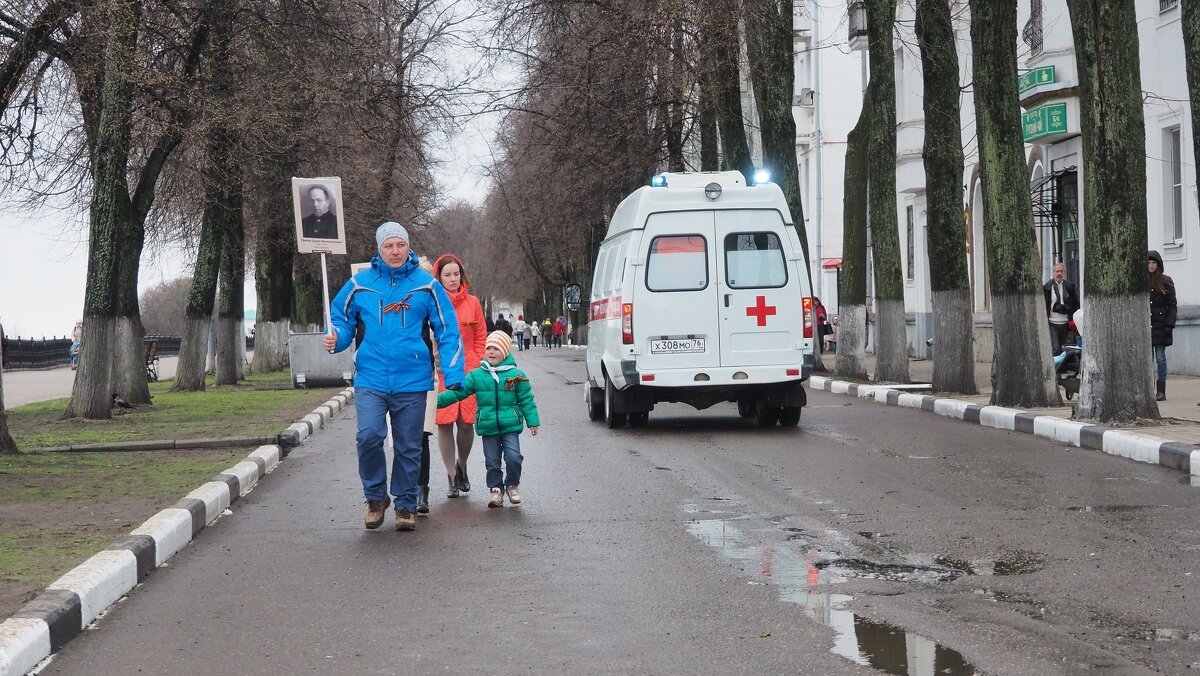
[436,354,540,436]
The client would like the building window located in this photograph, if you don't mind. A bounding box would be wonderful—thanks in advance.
[906,205,915,281]
[1022,0,1043,57]
[1166,126,1183,243]
[1161,0,1179,13]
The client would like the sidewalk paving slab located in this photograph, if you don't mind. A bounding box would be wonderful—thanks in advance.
[0,389,355,676]
[812,354,1200,484]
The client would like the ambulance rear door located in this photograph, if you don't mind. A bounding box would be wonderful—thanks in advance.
[632,211,721,371]
[716,210,805,368]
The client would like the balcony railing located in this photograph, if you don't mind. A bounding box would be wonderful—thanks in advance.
[1160,0,1179,12]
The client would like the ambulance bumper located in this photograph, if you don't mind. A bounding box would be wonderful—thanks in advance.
[616,353,813,389]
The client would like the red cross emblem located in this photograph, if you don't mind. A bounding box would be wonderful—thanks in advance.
[746,295,776,326]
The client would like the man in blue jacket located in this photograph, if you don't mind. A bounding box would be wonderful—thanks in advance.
[324,222,465,531]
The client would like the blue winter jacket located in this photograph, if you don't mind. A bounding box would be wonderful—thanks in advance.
[330,251,465,393]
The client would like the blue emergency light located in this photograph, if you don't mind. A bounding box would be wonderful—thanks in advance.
[753,169,771,185]
[651,174,668,187]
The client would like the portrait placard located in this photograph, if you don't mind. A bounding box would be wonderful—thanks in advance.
[350,262,371,276]
[293,177,347,254]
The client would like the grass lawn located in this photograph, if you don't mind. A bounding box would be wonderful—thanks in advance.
[0,370,348,619]
[7,370,342,449]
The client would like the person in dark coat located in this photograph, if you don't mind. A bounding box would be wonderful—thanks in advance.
[1148,250,1177,401]
[1042,262,1080,355]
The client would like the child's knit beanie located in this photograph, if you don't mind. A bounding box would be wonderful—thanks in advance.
[485,331,512,359]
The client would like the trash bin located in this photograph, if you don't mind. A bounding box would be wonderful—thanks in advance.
[288,332,355,388]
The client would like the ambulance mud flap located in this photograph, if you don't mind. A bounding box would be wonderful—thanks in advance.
[759,380,807,408]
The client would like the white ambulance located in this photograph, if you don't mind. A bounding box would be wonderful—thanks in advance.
[584,170,816,428]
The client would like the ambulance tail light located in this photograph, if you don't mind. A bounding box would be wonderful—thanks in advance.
[622,303,634,344]
[802,297,814,339]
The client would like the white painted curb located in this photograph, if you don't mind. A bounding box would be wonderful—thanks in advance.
[0,618,49,676]
[249,445,281,473]
[131,508,193,566]
[186,482,232,525]
[48,550,137,626]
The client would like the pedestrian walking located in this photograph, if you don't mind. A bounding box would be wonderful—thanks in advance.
[827,315,839,354]
[552,316,565,348]
[812,298,829,355]
[522,321,533,351]
[1042,262,1079,356]
[437,331,540,508]
[434,253,489,497]
[1148,250,1177,401]
[542,319,552,348]
[324,222,465,532]
[530,319,541,348]
[512,315,528,350]
[70,319,82,370]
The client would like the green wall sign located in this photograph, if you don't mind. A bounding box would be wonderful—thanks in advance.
[1018,66,1057,94]
[1022,102,1068,142]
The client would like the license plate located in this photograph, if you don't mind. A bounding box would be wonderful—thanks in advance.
[650,338,705,354]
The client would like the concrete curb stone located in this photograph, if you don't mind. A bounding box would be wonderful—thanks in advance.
[0,386,356,675]
[809,376,1197,480]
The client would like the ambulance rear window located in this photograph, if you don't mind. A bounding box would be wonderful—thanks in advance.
[724,232,787,288]
[646,235,708,292]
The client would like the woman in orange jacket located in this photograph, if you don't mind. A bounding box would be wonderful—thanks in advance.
[434,253,489,496]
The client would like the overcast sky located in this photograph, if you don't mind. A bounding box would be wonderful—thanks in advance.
[0,123,494,339]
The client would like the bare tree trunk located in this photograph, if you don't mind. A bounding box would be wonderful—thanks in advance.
[918,0,976,394]
[866,0,909,384]
[969,0,1059,407]
[216,192,246,386]
[65,0,142,420]
[744,0,807,259]
[836,89,871,381]
[702,0,754,178]
[293,253,323,330]
[697,62,719,171]
[1182,1,1200,228]
[251,163,297,373]
[1067,0,1158,422]
[0,368,16,453]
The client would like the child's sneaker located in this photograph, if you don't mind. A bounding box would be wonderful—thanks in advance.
[505,485,522,505]
[487,487,504,508]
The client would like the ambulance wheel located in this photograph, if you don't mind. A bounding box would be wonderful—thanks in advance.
[605,377,627,429]
[628,411,649,428]
[586,384,605,421]
[737,398,754,418]
[755,401,780,427]
[779,406,802,427]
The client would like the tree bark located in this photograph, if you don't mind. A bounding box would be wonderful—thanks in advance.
[251,163,298,373]
[745,0,806,258]
[866,0,909,384]
[1182,0,1200,229]
[64,0,142,420]
[292,253,323,332]
[215,179,246,386]
[836,89,871,381]
[697,61,719,171]
[0,369,16,453]
[917,0,976,394]
[1067,0,1158,422]
[703,0,755,178]
[969,0,1059,407]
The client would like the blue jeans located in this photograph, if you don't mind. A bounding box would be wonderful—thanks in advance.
[354,389,427,510]
[482,432,523,489]
[1153,345,1167,382]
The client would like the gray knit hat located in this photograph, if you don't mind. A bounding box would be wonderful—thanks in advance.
[375,221,410,249]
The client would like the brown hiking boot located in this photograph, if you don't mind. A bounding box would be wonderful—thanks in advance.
[395,508,417,531]
[364,497,390,530]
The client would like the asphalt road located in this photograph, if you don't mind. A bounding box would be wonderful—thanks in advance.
[35,348,1200,674]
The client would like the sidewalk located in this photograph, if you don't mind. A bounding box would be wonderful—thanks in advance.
[811,353,1200,479]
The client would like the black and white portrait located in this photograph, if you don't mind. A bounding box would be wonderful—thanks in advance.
[292,177,347,254]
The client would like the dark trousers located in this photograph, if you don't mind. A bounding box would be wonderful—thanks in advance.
[1049,322,1071,356]
[419,431,430,488]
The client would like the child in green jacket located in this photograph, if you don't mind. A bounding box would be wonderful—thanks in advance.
[437,331,540,507]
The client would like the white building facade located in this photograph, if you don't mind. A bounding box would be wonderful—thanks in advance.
[791,0,1199,373]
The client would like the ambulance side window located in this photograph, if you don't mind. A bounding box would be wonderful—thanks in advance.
[646,235,708,292]
[724,232,787,288]
[592,248,611,300]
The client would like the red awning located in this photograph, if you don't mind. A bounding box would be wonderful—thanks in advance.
[822,258,842,269]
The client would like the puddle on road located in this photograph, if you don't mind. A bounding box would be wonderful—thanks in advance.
[1066,504,1162,513]
[687,518,980,675]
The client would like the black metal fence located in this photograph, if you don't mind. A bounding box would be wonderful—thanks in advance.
[2,334,255,370]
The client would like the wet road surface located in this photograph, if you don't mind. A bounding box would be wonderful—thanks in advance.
[37,349,1200,674]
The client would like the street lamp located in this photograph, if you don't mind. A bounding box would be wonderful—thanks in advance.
[848,1,868,51]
